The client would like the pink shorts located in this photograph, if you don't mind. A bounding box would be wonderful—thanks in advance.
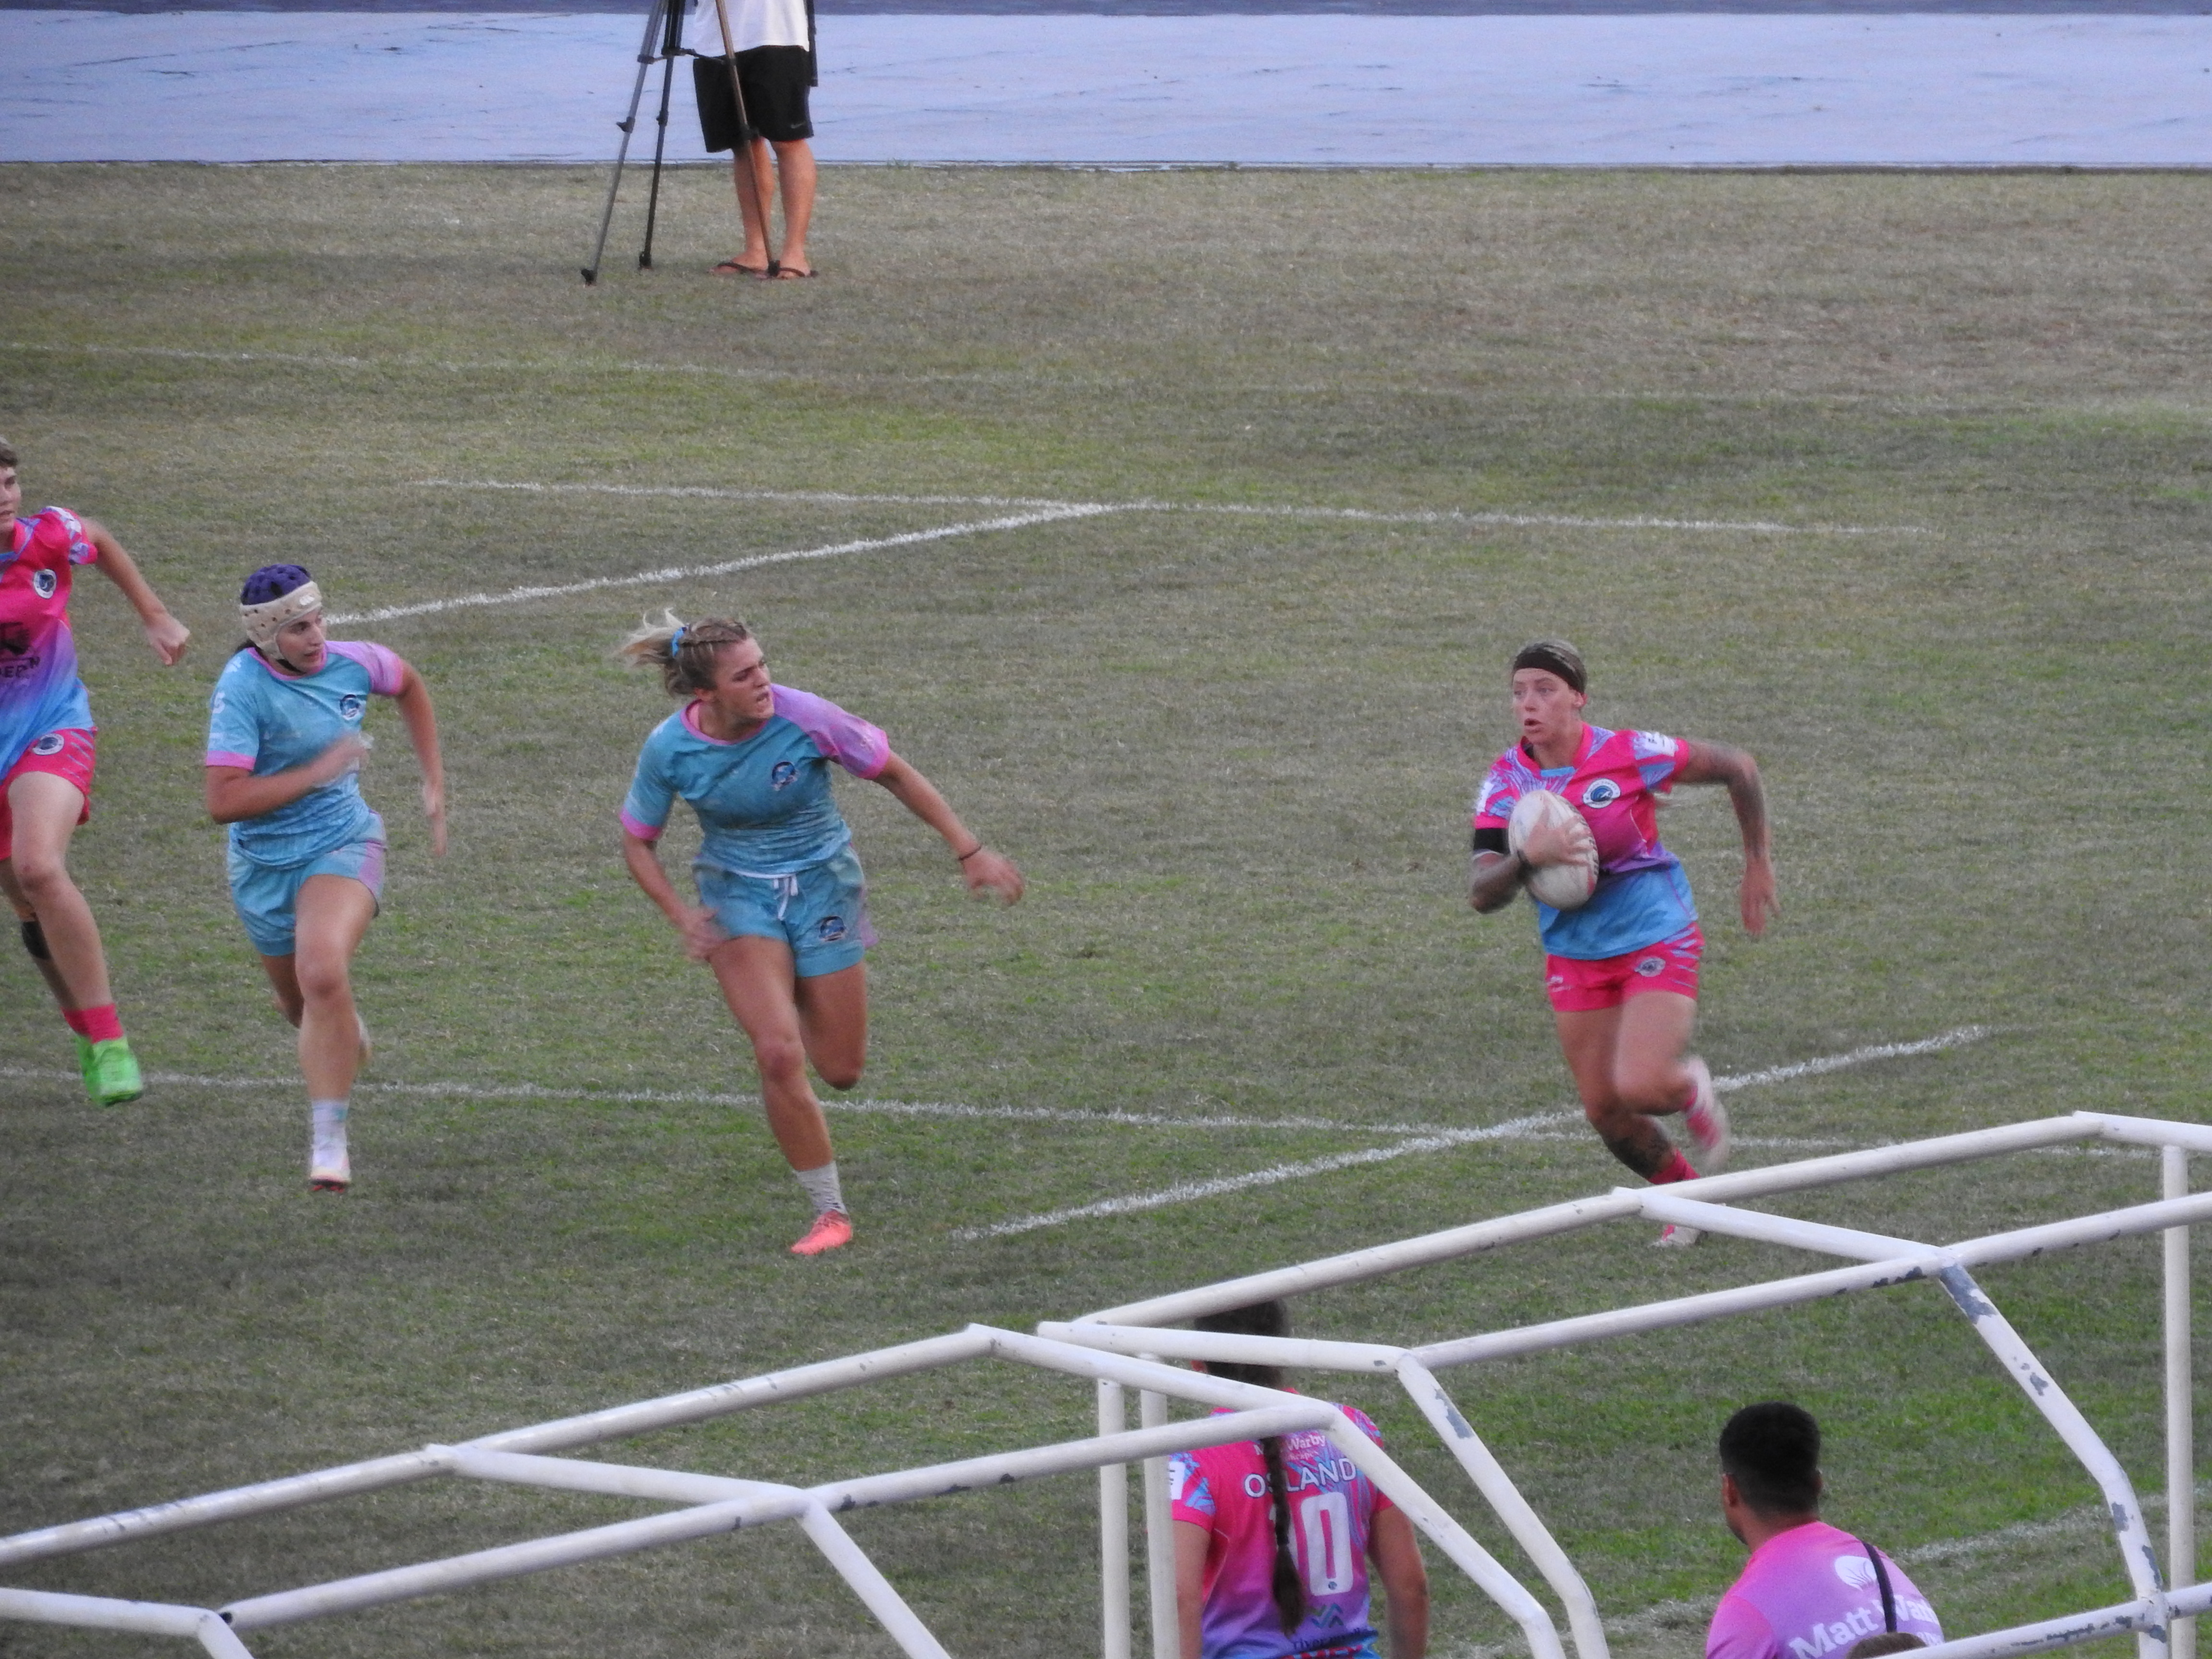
[1545,924,1703,1013]
[0,729,96,862]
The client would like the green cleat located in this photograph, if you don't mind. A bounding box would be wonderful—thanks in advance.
[80,1035,143,1106]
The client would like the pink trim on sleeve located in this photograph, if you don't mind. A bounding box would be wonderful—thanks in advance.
[204,749,257,770]
[769,685,891,779]
[328,640,408,696]
[619,808,663,842]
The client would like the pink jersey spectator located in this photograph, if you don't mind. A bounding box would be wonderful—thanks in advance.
[1170,1404,1395,1659]
[1708,1521,1942,1659]
[0,505,100,774]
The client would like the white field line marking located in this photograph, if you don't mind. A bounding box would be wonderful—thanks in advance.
[952,1115,1565,1240]
[418,477,1927,538]
[323,505,1114,625]
[957,1027,1994,1239]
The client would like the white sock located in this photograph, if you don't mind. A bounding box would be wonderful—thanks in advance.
[312,1099,349,1159]
[793,1160,846,1215]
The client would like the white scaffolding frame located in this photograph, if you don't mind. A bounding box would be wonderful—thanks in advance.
[0,1109,2203,1658]
[1058,1110,2212,1659]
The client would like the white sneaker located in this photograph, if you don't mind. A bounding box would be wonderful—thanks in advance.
[1681,1056,1729,1175]
[310,1142,351,1193]
[1653,1223,1703,1249]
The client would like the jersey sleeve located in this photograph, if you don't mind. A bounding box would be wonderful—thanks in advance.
[770,685,891,780]
[327,640,408,697]
[1340,1405,1396,1515]
[620,732,677,842]
[1167,1451,1217,1524]
[1630,730,1685,792]
[1703,1591,1777,1659]
[204,665,261,769]
[1473,757,1522,830]
[37,507,96,566]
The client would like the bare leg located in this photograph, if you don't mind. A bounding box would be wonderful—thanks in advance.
[1554,992,1698,1178]
[727,140,776,272]
[3,770,110,1009]
[709,934,838,1172]
[769,138,816,275]
[0,860,74,1010]
[282,875,375,1099]
[793,961,866,1090]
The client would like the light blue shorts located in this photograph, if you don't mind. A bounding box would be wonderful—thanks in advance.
[229,835,386,957]
[695,846,874,978]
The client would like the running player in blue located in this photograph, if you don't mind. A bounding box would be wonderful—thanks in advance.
[1171,1300,1429,1659]
[205,565,446,1193]
[617,613,1023,1256]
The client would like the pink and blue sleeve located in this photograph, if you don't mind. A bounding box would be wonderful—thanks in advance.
[1473,761,1520,829]
[1168,1453,1216,1524]
[1632,730,1684,791]
[620,743,674,842]
[204,679,259,770]
[770,685,891,779]
[327,640,408,697]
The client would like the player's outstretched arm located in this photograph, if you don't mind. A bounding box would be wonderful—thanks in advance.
[1369,1505,1431,1659]
[869,750,1023,904]
[206,736,369,824]
[621,831,727,961]
[85,521,189,664]
[1673,739,1778,938]
[391,661,447,856]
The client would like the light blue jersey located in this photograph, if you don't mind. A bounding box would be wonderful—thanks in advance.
[205,641,407,867]
[621,685,890,877]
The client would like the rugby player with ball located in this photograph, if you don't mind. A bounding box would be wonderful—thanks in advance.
[1468,640,1776,1244]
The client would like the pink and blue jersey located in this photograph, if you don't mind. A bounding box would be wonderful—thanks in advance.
[1,507,100,773]
[1169,1404,1395,1659]
[205,641,408,866]
[1473,722,1697,960]
[1707,1521,1942,1659]
[621,685,890,875]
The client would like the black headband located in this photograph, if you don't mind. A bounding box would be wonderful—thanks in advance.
[1511,639,1587,694]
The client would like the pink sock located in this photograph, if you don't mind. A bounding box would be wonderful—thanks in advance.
[63,1004,124,1043]
[1650,1149,1699,1186]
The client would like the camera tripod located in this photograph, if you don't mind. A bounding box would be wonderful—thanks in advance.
[581,0,751,285]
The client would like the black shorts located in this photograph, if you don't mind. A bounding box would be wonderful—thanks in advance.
[694,46,815,149]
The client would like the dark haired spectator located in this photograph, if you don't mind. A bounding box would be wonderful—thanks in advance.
[1847,1635,1929,1658]
[1708,1403,1943,1659]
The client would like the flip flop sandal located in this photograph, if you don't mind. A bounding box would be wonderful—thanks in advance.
[772,265,818,279]
[712,258,772,278]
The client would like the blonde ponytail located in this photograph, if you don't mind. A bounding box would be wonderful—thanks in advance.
[618,611,754,697]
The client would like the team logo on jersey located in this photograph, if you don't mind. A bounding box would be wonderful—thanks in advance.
[339,694,366,720]
[31,569,58,600]
[769,760,798,791]
[1833,1554,1879,1590]
[30,732,67,757]
[1581,778,1621,808]
[1634,956,1665,978]
[817,914,846,943]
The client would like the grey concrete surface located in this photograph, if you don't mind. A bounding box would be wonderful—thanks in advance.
[3,9,2207,164]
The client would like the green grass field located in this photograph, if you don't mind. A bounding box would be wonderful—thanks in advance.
[2,161,2211,1658]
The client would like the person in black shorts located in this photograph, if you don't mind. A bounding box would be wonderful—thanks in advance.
[692,0,819,279]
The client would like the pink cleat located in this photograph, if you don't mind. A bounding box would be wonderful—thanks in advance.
[790,1209,853,1256]
[1680,1056,1729,1175]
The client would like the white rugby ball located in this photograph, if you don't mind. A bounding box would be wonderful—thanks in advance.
[1507,789,1599,910]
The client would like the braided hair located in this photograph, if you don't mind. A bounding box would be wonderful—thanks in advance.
[617,611,755,697]
[1194,1300,1307,1635]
